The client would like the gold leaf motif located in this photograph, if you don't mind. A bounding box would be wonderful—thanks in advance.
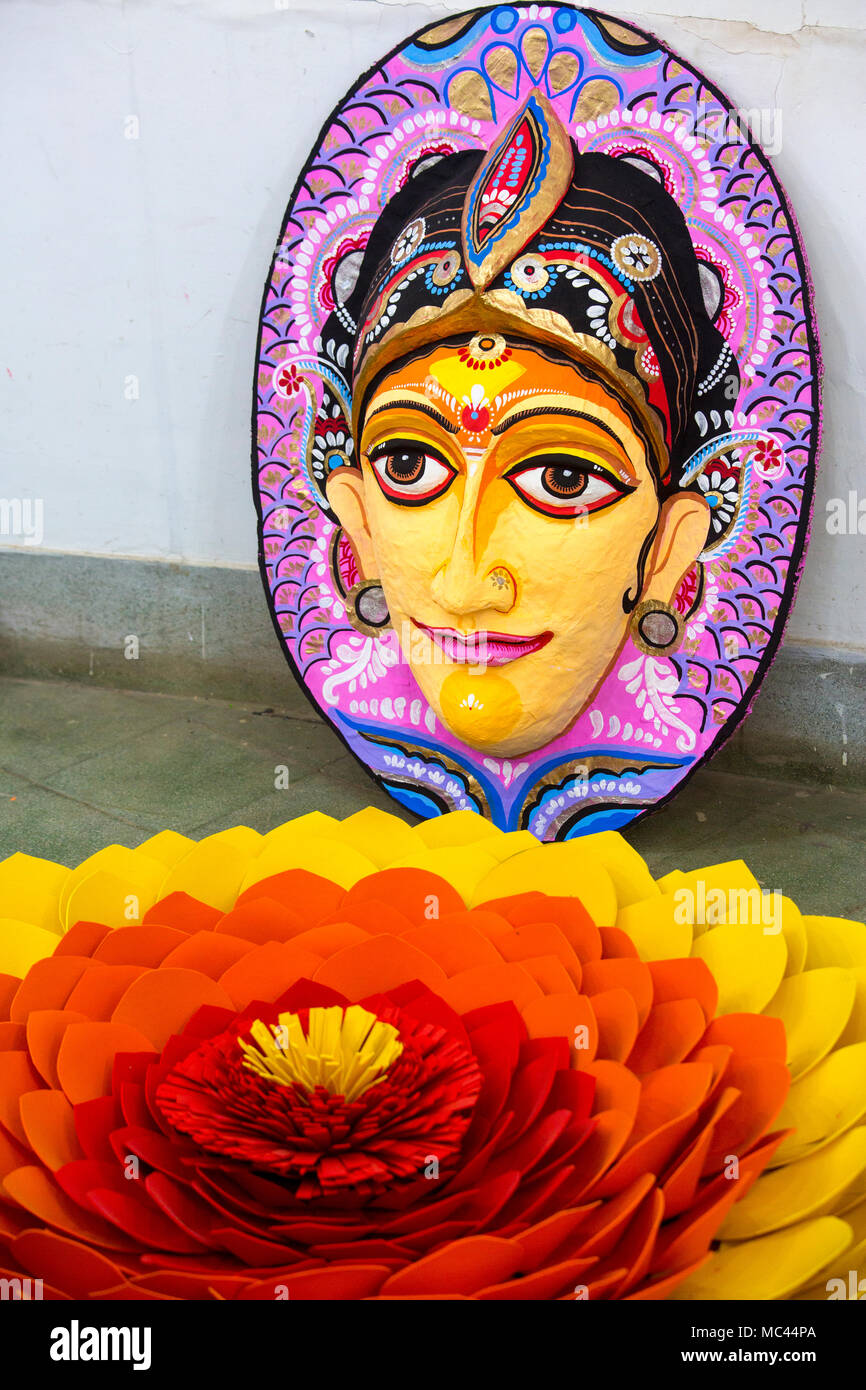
[419,13,480,46]
[573,79,620,124]
[484,44,518,95]
[521,27,550,82]
[594,18,647,47]
[447,70,493,122]
[547,52,580,94]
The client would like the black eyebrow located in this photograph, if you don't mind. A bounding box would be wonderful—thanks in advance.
[490,405,625,445]
[364,398,459,435]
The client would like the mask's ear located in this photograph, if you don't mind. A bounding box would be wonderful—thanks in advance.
[325,467,378,578]
[643,491,710,604]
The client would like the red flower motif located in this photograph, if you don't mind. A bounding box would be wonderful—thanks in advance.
[752,438,784,477]
[274,362,302,396]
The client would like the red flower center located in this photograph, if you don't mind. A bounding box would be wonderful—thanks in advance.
[154,998,483,1200]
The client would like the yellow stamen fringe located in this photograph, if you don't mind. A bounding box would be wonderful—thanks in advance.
[239,1004,403,1104]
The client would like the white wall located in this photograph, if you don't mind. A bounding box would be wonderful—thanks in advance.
[1,0,864,649]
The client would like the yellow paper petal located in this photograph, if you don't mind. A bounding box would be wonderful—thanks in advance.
[836,1149,866,1216]
[793,1273,865,1301]
[670,1218,852,1301]
[198,827,262,856]
[470,842,617,925]
[0,918,63,977]
[392,847,499,905]
[64,859,166,931]
[692,922,787,1015]
[576,831,658,908]
[0,851,68,897]
[260,813,340,850]
[675,858,762,895]
[331,808,418,867]
[135,830,195,869]
[655,869,687,894]
[719,1128,866,1240]
[162,838,259,911]
[61,848,166,933]
[239,836,376,895]
[0,852,68,933]
[771,1043,866,1166]
[669,860,764,939]
[838,966,866,1049]
[803,916,866,970]
[764,967,856,1081]
[479,831,541,864]
[791,1197,866,1299]
[778,897,808,977]
[411,810,502,850]
[58,845,150,922]
[616,894,693,962]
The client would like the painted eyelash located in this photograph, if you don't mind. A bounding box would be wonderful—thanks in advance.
[366,439,456,475]
[367,444,457,507]
[504,456,634,491]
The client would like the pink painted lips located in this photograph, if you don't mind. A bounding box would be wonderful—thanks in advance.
[413,620,552,666]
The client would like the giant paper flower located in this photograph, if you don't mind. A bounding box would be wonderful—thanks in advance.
[0,809,863,1300]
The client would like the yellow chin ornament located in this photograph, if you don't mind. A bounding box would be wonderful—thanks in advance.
[439,669,524,749]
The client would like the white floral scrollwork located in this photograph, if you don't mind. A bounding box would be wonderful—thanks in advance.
[321,635,399,706]
[618,653,698,753]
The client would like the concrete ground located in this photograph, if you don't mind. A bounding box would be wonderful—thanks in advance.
[1,674,864,922]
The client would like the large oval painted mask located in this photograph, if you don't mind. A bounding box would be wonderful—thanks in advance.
[253,5,819,840]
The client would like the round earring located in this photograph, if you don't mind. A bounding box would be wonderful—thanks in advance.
[346,579,391,638]
[630,598,682,657]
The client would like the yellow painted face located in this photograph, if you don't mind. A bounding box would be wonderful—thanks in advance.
[328,334,708,756]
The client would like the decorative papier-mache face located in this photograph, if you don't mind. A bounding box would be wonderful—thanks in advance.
[255,6,819,839]
[329,334,709,755]
[324,88,731,756]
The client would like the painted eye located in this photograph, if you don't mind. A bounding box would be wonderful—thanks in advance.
[368,444,456,505]
[506,457,631,519]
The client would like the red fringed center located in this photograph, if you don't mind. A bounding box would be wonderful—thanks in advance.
[154,1003,483,1200]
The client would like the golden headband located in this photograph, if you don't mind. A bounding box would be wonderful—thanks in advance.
[352,288,670,476]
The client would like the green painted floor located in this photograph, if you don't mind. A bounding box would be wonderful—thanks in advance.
[1,675,864,921]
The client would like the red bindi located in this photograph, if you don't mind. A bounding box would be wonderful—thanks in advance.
[460,404,491,433]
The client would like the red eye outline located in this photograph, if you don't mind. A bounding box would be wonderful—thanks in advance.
[367,440,457,507]
[504,454,634,519]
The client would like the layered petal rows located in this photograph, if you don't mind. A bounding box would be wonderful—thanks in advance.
[0,808,862,1300]
[619,858,866,1299]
